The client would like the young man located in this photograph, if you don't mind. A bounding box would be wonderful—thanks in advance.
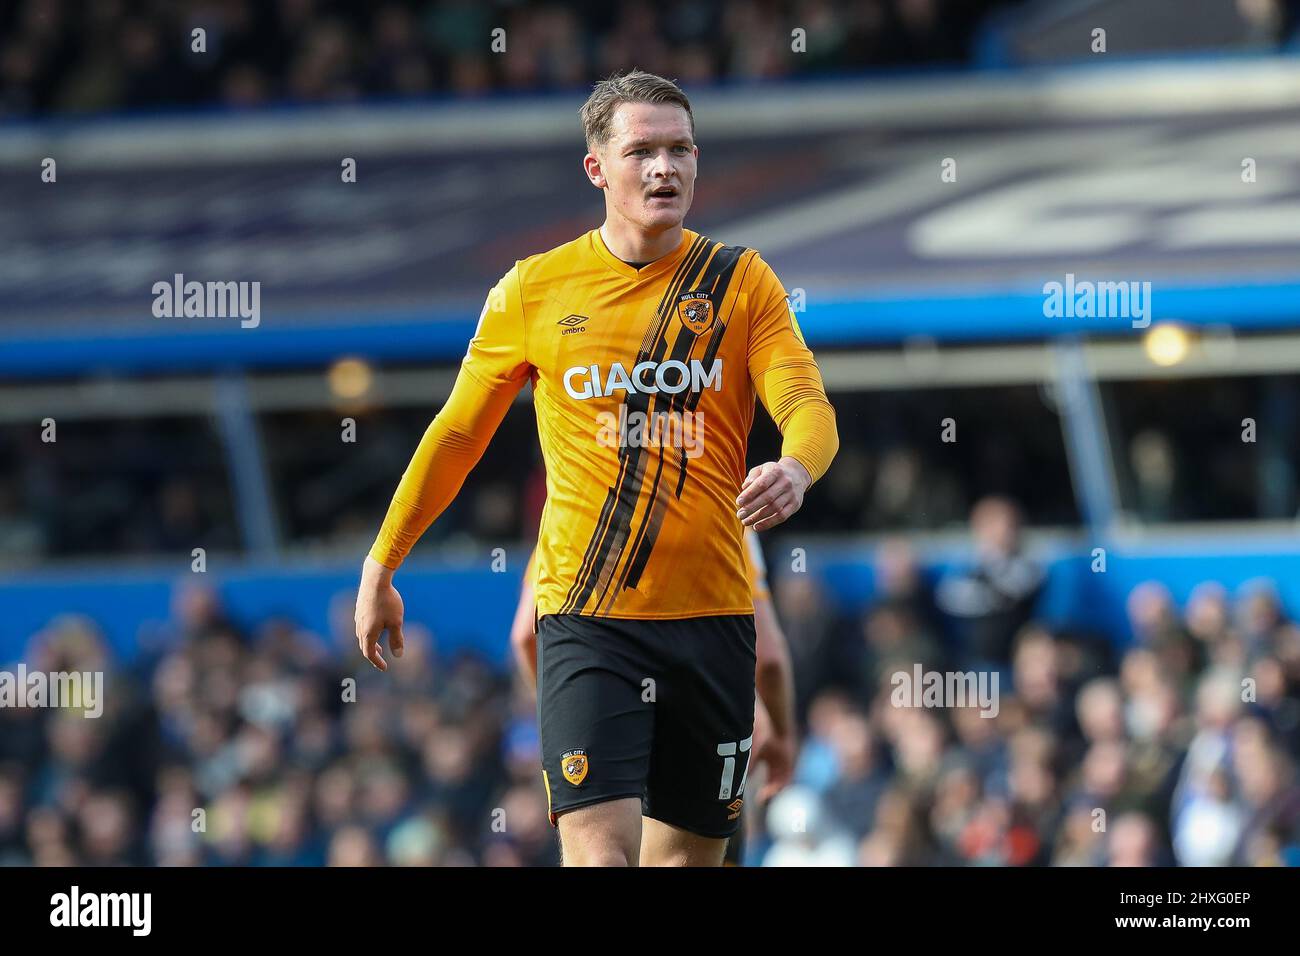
[356,70,837,866]
[508,528,800,865]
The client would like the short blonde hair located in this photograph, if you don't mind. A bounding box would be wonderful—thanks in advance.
[580,69,695,153]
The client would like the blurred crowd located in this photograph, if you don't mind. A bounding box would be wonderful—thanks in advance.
[2,495,1298,867]
[755,497,1300,866]
[0,0,1021,116]
[0,583,558,866]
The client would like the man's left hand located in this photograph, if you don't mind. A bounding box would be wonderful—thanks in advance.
[736,457,811,532]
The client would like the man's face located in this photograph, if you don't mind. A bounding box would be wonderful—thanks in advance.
[588,101,697,232]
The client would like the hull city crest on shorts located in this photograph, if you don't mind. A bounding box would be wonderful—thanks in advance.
[560,750,589,786]
[677,291,714,336]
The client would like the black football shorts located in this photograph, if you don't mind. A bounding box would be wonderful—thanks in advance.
[537,611,757,839]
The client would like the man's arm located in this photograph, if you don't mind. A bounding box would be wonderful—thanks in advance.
[737,255,838,531]
[754,593,796,740]
[753,591,797,800]
[743,529,797,800]
[356,266,531,670]
[509,548,540,692]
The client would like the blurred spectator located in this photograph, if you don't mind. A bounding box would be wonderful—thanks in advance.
[1107,812,1162,866]
[1129,429,1178,522]
[935,496,1045,668]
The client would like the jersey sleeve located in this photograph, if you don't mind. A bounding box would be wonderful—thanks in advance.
[368,265,531,569]
[745,254,839,484]
[461,264,531,391]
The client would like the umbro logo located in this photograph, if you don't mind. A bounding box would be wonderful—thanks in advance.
[558,314,588,336]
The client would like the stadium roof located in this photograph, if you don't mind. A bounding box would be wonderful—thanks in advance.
[3,60,1299,373]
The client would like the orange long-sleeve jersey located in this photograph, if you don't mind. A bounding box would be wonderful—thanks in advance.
[369,227,837,619]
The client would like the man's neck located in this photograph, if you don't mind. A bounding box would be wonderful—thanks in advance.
[599,220,683,266]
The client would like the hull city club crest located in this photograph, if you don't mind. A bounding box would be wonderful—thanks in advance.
[677,290,715,335]
[561,749,589,786]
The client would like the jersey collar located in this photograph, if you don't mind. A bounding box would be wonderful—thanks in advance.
[591,227,696,281]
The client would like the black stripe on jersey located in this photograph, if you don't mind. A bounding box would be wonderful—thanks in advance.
[560,236,713,615]
[639,235,711,357]
[592,278,710,613]
[613,242,748,598]
[670,249,754,499]
[686,249,757,415]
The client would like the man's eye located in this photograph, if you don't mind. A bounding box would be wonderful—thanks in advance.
[673,145,689,153]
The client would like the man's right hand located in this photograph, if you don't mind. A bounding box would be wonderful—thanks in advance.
[355,556,405,671]
[751,695,796,803]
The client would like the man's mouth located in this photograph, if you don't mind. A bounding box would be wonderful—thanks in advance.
[647,186,678,200]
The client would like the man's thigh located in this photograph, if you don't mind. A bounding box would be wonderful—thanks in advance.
[557,798,644,866]
[640,815,728,867]
[643,613,757,841]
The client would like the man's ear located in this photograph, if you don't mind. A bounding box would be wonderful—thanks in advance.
[583,153,606,189]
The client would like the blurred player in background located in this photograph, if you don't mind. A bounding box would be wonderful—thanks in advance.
[356,69,837,866]
[510,527,798,865]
